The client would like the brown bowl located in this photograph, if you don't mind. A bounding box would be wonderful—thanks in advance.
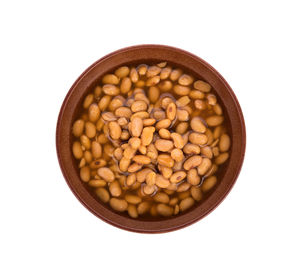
[56,44,246,233]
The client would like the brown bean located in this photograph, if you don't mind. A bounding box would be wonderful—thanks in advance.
[102,84,120,96]
[189,90,205,99]
[131,100,147,112]
[202,176,217,192]
[206,115,224,127]
[169,197,179,206]
[170,133,185,149]
[125,194,142,205]
[160,166,173,179]
[213,103,223,115]
[132,155,151,165]
[146,65,161,77]
[83,151,93,163]
[154,192,170,203]
[177,182,191,192]
[127,163,143,173]
[190,186,202,201]
[72,141,83,159]
[148,86,160,103]
[115,66,130,78]
[91,141,102,159]
[194,99,207,110]
[166,102,176,121]
[130,68,139,83]
[158,80,173,92]
[119,157,131,172]
[194,80,211,92]
[139,145,147,155]
[170,148,184,162]
[114,106,132,118]
[178,190,191,200]
[201,146,213,159]
[109,180,122,197]
[157,154,174,168]
[179,197,195,212]
[136,168,152,183]
[155,139,174,152]
[120,130,130,140]
[131,117,143,137]
[178,74,193,86]
[137,64,148,75]
[110,198,128,212]
[177,109,189,121]
[219,134,231,152]
[137,201,151,215]
[108,121,122,140]
[159,128,171,139]
[156,119,171,129]
[155,175,171,188]
[176,96,191,107]
[184,155,203,170]
[173,85,190,96]
[83,94,94,109]
[95,187,110,203]
[157,204,173,217]
[190,117,206,133]
[85,122,96,138]
[146,76,160,86]
[170,171,186,183]
[141,126,155,146]
[123,146,136,159]
[127,204,138,218]
[187,168,201,185]
[198,158,213,176]
[189,132,208,145]
[215,152,229,165]
[207,94,217,105]
[97,167,115,182]
[120,77,132,94]
[146,171,156,186]
[131,111,149,121]
[143,184,156,195]
[183,143,200,155]
[170,68,183,81]
[176,122,189,134]
[80,166,90,182]
[73,119,85,137]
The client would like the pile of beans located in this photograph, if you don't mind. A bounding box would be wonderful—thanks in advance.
[72,62,231,218]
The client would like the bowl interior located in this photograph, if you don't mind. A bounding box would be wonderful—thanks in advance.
[56,45,245,233]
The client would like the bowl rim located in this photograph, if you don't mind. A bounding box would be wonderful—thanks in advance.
[56,44,246,233]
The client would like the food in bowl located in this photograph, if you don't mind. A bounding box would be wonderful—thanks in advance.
[71,62,231,219]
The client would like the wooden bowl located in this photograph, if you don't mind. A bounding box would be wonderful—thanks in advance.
[56,45,246,233]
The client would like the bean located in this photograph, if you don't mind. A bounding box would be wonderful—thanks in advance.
[155,175,171,189]
[160,66,172,79]
[155,139,174,152]
[110,198,128,212]
[146,171,156,186]
[191,117,206,133]
[176,122,189,134]
[109,96,124,111]
[177,182,191,192]
[148,86,160,103]
[207,94,217,105]
[146,76,160,86]
[170,133,185,149]
[120,77,132,94]
[131,100,147,112]
[130,68,139,83]
[136,168,152,182]
[166,102,176,120]
[169,197,179,206]
[137,201,151,215]
[125,194,142,205]
[97,167,115,182]
[159,80,173,92]
[173,85,190,96]
[108,180,122,197]
[213,103,223,115]
[156,119,171,129]
[219,134,231,152]
[157,204,173,217]
[177,109,189,121]
[160,166,173,179]
[174,204,179,215]
[127,163,143,173]
[130,111,149,121]
[178,190,191,200]
[154,192,170,203]
[88,179,106,187]
[139,145,147,155]
[190,186,202,201]
[95,187,110,203]
[179,197,195,212]
[108,121,121,140]
[212,147,219,157]
[194,80,211,92]
[176,96,191,107]
[102,74,119,85]
[137,64,148,75]
[184,155,203,170]
[94,86,102,98]
[189,132,208,145]
[157,154,174,168]
[83,94,94,109]
[189,90,205,99]
[115,66,130,78]
[202,176,217,192]
[72,141,83,159]
[115,107,132,118]
[132,155,151,165]
[80,166,90,182]
[153,110,166,120]
[103,84,120,96]
[143,184,156,195]
[91,141,102,158]
[101,112,117,122]
[125,173,136,186]
[183,143,201,155]
[84,151,93,163]
[85,122,96,138]
[198,159,212,176]
[215,152,229,165]
[170,68,183,81]
[201,146,213,159]
[141,126,155,146]
[143,118,156,126]
[73,119,85,137]
[131,117,143,137]
[171,148,184,162]
[178,74,193,86]
[120,130,130,140]
[170,171,186,183]
[159,128,171,139]
[206,115,224,127]
[98,97,111,112]
[127,204,138,218]
[123,146,136,160]
[194,99,207,110]
[187,168,201,185]
[127,137,140,150]
[146,65,161,77]
[206,129,214,145]
[119,157,131,172]
[79,158,86,168]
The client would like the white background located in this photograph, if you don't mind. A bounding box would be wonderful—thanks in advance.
[1,0,299,276]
